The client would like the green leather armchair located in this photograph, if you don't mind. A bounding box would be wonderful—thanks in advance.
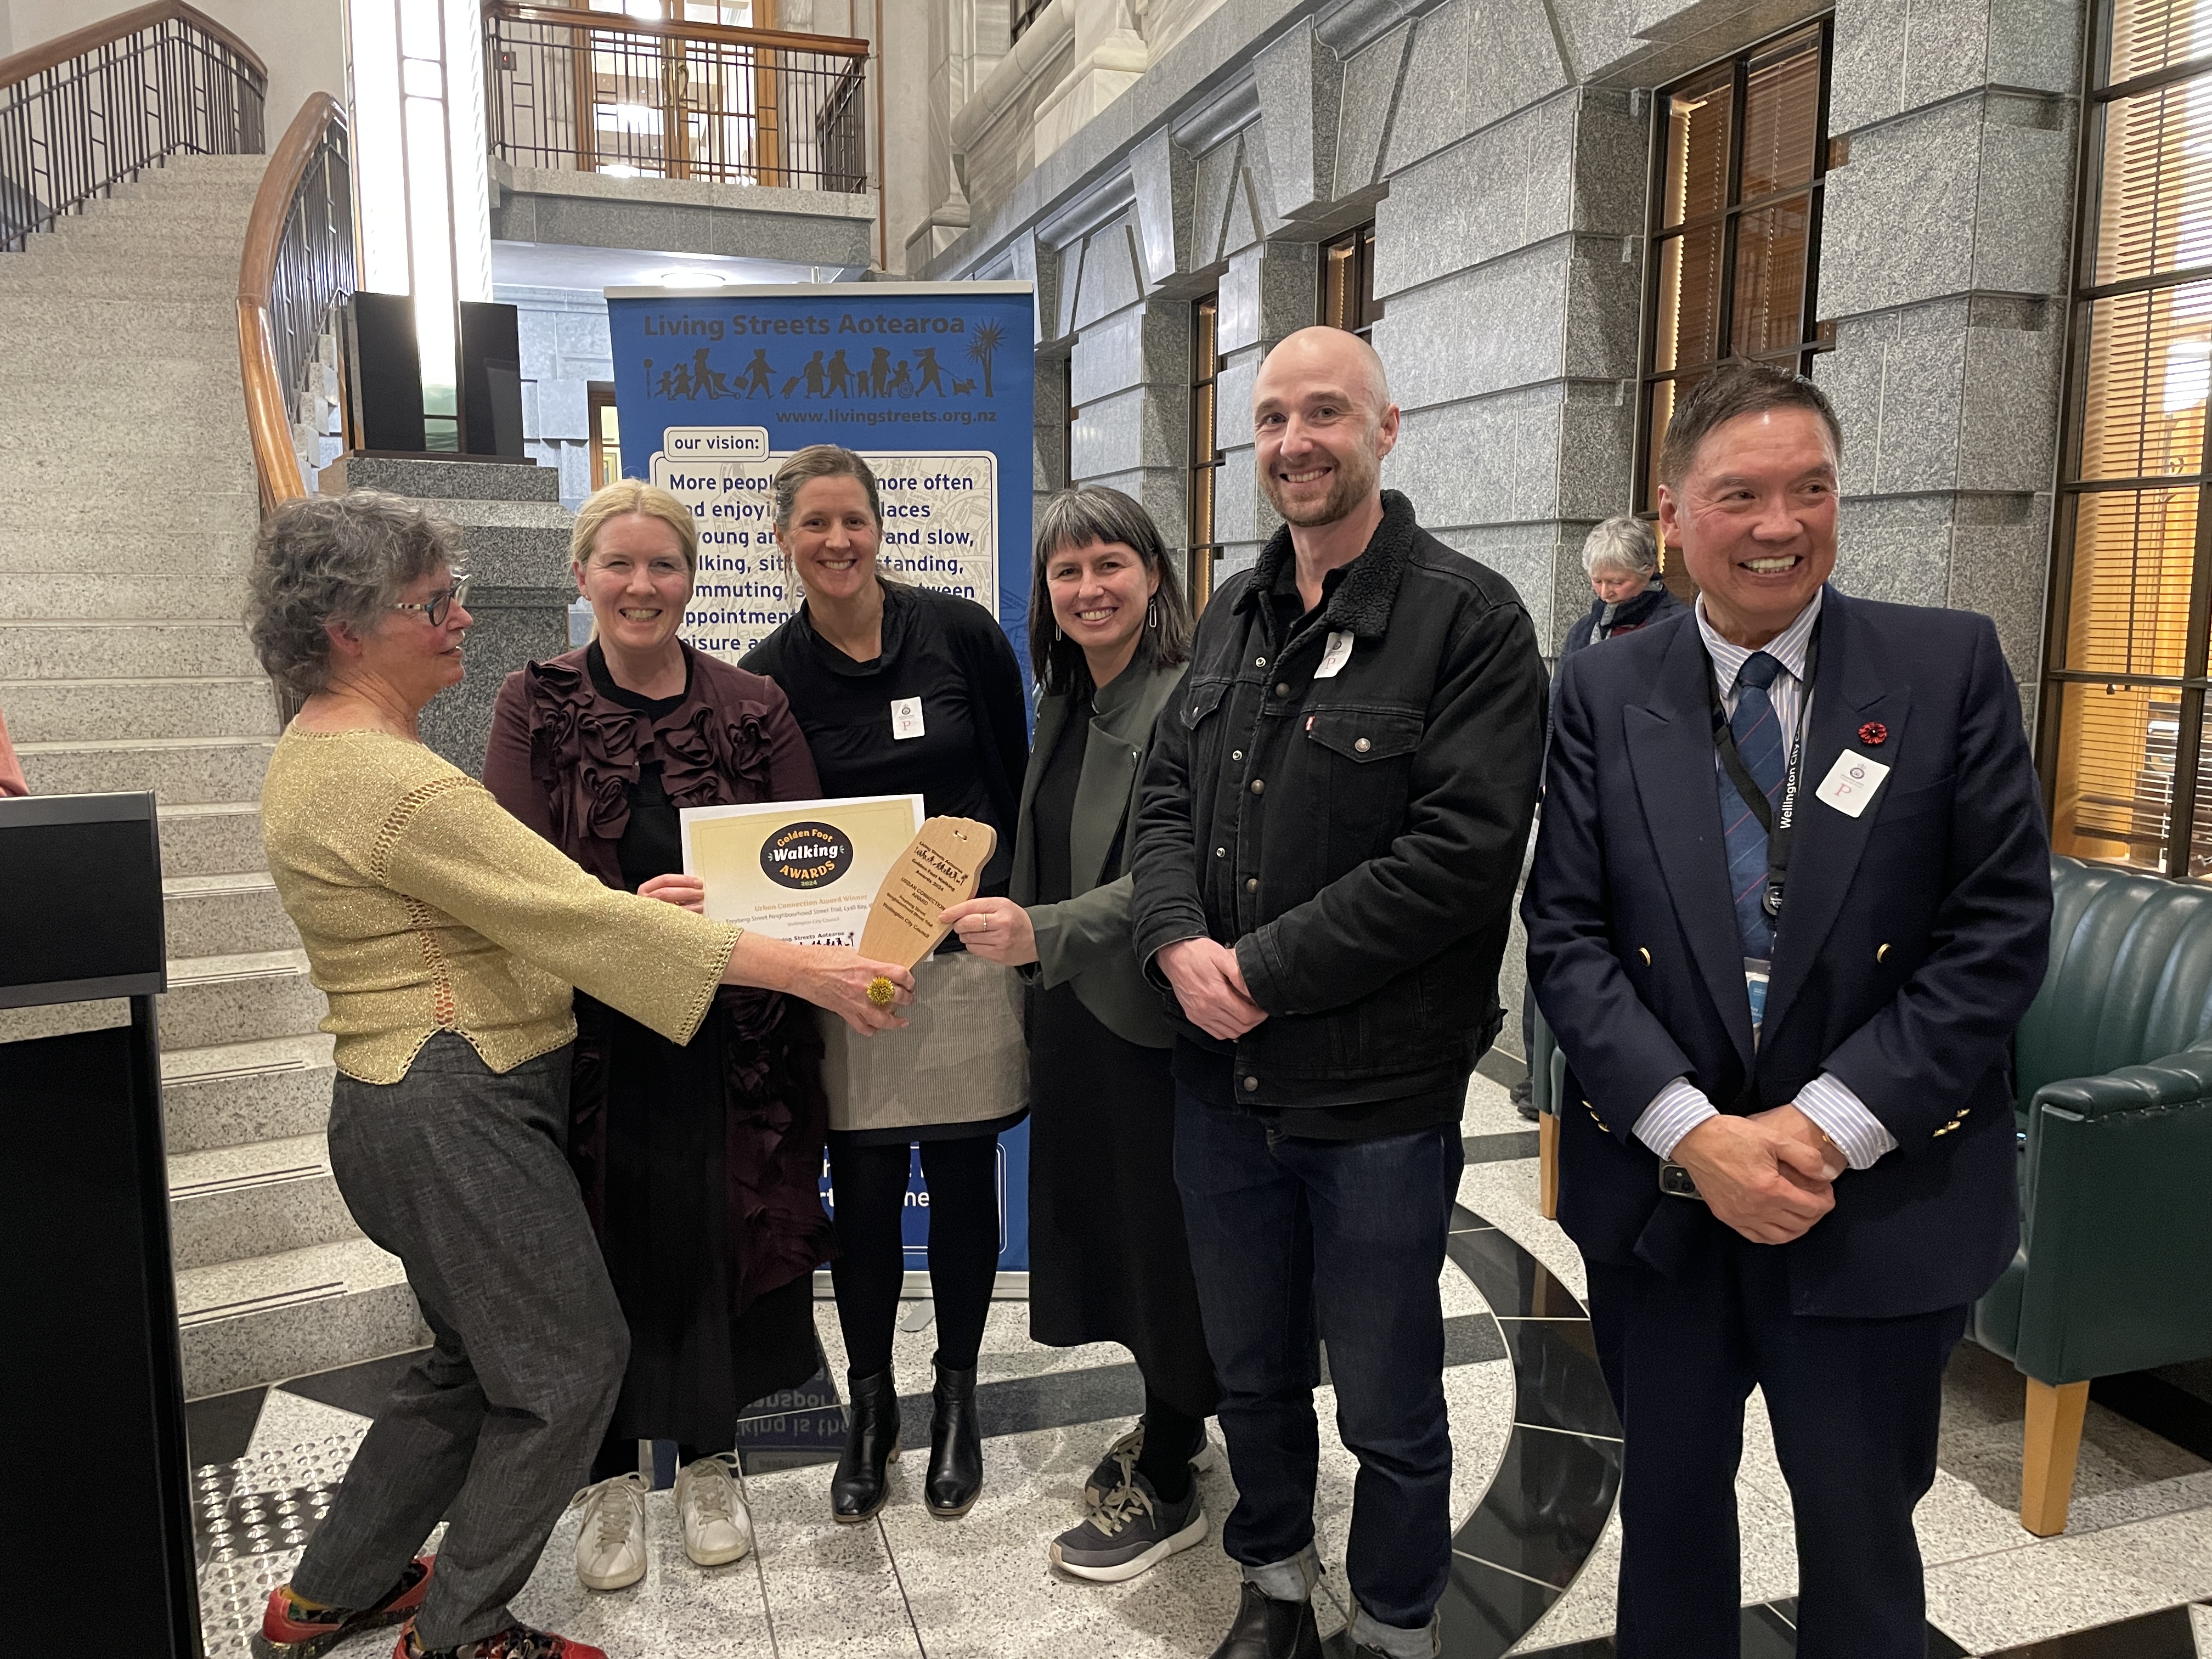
[1972,854,2212,1534]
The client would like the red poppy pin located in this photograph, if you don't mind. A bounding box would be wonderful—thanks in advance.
[1859,721,1888,747]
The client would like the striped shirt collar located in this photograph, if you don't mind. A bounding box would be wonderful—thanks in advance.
[1695,587,1824,698]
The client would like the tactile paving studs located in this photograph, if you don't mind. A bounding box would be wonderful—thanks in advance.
[193,1430,375,1658]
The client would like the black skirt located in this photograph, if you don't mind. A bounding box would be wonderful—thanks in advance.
[596,1004,821,1447]
[1026,980,1220,1419]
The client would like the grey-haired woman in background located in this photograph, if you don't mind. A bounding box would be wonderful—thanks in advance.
[943,487,1222,1584]
[1559,514,1684,662]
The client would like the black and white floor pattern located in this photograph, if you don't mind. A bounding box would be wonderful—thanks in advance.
[187,1076,2212,1658]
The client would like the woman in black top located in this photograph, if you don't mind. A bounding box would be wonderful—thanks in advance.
[742,446,1030,1525]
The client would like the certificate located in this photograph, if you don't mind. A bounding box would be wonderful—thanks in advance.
[680,794,924,947]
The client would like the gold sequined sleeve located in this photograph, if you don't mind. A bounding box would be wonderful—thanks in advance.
[376,774,741,1047]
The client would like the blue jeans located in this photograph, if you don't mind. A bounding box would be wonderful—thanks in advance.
[1172,1086,1465,1632]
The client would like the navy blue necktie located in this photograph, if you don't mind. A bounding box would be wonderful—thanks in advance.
[1719,651,1787,960]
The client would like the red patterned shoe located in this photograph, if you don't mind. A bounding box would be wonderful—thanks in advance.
[396,1623,609,1659]
[250,1558,433,1658]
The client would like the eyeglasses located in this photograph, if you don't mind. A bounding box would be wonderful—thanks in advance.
[392,574,472,629]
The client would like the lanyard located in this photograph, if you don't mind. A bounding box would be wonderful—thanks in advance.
[1709,627,1819,925]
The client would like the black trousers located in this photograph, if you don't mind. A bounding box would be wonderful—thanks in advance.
[1586,1231,1968,1659]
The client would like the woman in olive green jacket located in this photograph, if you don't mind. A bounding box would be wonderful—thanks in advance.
[941,488,1221,1585]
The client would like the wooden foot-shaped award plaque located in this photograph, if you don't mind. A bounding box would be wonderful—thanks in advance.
[858,815,998,969]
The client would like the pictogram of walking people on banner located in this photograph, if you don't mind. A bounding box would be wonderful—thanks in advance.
[645,323,1006,404]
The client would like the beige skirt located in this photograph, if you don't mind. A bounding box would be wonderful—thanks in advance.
[820,950,1028,1135]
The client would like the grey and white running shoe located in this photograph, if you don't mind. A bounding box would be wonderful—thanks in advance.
[1081,1421,1220,1508]
[1048,1469,1207,1583]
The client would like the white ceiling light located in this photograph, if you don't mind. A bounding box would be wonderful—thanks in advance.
[657,269,731,287]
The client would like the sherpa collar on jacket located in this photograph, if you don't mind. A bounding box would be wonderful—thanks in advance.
[1234,489,1421,641]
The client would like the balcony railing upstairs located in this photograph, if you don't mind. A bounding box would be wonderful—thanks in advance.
[485,2,869,194]
[240,94,355,514]
[0,1,267,251]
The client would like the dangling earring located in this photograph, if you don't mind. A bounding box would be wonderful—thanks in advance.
[1147,600,1158,629]
[1054,621,1063,641]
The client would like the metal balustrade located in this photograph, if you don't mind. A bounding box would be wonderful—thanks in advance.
[486,2,869,193]
[0,1,266,252]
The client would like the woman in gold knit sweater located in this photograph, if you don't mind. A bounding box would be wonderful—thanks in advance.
[244,493,912,1659]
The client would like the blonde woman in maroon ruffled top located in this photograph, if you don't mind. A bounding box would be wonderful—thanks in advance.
[483,481,829,1594]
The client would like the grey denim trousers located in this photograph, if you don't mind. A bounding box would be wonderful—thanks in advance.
[289,1032,628,1648]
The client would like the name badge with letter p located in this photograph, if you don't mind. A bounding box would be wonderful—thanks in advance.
[1815,752,1890,817]
[890,697,926,741]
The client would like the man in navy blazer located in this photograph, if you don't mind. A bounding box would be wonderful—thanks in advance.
[1522,360,2052,1658]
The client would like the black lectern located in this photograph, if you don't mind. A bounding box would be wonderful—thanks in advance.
[0,792,201,1655]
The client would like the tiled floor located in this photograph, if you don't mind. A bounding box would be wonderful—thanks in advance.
[188,1074,2212,1657]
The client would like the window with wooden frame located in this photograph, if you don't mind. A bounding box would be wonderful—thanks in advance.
[2041,0,2212,878]
[1320,223,1381,337]
[1188,294,1225,611]
[589,383,621,490]
[1636,21,1833,521]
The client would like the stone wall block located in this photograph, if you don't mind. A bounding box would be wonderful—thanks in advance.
[1571,88,1650,238]
[1131,126,1195,289]
[1959,309,2064,494]
[1833,494,1955,609]
[1192,133,1244,269]
[1550,523,1609,652]
[1562,237,1646,381]
[1971,94,2075,300]
[1373,245,1570,410]
[1384,0,1474,174]
[1217,241,1316,356]
[1949,493,2053,687]
[1374,95,1576,300]
[1254,20,1344,222]
[1070,304,1186,405]
[1071,383,1181,478]
[1832,0,2080,132]
[1814,309,1905,496]
[535,379,590,443]
[1336,20,1413,197]
[1070,218,1147,332]
[1558,379,1639,520]
[1012,231,1067,348]
[1386,393,1533,528]
[1816,97,1981,318]
[1988,0,2083,101]
[1433,521,1563,638]
[555,309,612,362]
[1216,353,1259,453]
[1213,445,1281,545]
[1553,0,1647,84]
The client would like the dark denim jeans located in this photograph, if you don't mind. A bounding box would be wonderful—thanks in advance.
[1173,1086,1465,1631]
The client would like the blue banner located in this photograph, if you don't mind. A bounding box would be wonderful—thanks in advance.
[607,281,1037,1273]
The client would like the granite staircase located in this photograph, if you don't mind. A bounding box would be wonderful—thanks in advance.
[0,155,426,1401]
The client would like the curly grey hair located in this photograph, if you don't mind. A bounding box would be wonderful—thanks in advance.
[246,493,460,699]
[1581,515,1659,579]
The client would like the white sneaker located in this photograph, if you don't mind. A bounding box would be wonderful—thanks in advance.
[570,1471,650,1591]
[675,1453,754,1567]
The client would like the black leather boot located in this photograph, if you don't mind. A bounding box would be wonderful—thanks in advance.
[1205,1581,1322,1659]
[830,1368,900,1523]
[924,1359,983,1518]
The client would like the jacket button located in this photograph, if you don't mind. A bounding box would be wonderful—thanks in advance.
[1276,681,1291,697]
[1638,947,1651,965]
[1215,847,1227,858]
[1245,877,1257,892]
[1250,777,1265,794]
[1877,943,1891,963]
[1255,656,1267,668]
[1353,737,1371,753]
[1243,1075,1260,1092]
[1232,749,1243,761]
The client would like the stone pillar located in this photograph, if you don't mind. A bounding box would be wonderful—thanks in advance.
[1370,85,1649,654]
[1033,0,1148,161]
[1813,0,2083,716]
[1210,239,1317,582]
[318,456,575,776]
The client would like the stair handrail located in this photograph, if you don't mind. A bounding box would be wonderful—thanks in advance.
[239,94,354,515]
[0,2,268,250]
